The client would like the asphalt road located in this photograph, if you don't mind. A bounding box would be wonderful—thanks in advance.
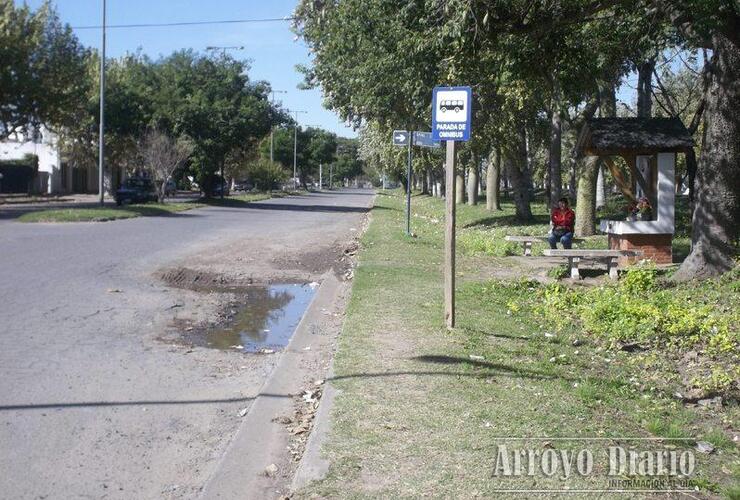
[0,189,373,499]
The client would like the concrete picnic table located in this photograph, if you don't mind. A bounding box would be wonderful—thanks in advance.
[543,249,643,279]
[505,235,584,256]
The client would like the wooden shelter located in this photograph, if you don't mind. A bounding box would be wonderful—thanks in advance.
[576,117,694,265]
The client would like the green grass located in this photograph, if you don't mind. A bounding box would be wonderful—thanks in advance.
[296,189,738,499]
[17,191,290,223]
[17,202,201,222]
[200,190,290,207]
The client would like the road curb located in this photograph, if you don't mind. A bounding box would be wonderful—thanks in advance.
[199,272,347,499]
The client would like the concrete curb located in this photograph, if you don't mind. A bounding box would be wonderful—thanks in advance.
[199,272,346,499]
[290,375,337,491]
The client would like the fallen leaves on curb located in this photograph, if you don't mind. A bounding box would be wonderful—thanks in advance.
[274,384,324,463]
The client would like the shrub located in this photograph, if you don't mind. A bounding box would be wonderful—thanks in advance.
[620,264,657,293]
[247,160,288,191]
[530,267,739,354]
[547,264,569,280]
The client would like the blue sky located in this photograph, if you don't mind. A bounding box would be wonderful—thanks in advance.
[19,0,357,137]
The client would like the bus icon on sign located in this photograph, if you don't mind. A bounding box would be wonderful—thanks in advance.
[440,100,464,113]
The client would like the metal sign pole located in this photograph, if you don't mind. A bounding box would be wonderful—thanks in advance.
[444,140,457,328]
[98,0,106,205]
[406,132,413,235]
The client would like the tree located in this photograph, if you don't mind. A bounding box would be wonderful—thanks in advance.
[152,52,273,196]
[303,128,338,186]
[57,52,156,192]
[139,129,193,202]
[0,0,88,139]
[332,137,364,182]
[247,159,288,191]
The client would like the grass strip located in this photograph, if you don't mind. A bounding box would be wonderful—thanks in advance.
[297,190,738,499]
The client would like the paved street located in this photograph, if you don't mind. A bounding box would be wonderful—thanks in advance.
[0,189,373,499]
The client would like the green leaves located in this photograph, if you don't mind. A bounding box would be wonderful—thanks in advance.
[0,0,88,139]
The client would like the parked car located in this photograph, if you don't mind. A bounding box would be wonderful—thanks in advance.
[164,179,177,196]
[212,181,230,197]
[115,177,158,206]
[233,180,253,192]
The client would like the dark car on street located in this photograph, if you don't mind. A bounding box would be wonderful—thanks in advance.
[115,177,158,206]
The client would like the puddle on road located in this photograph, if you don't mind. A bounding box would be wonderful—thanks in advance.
[199,283,316,352]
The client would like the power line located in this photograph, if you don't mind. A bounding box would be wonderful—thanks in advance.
[72,16,294,30]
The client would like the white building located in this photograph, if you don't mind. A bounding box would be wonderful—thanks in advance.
[0,127,98,194]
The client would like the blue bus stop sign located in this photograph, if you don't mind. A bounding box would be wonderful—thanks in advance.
[432,86,472,142]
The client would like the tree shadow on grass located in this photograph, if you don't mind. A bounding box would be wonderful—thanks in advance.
[125,206,201,218]
[463,213,550,229]
[207,200,372,214]
[459,327,532,341]
[328,355,567,383]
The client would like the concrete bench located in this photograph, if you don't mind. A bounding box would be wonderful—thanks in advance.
[542,249,643,280]
[505,235,584,256]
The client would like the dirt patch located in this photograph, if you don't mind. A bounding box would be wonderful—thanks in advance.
[158,267,247,290]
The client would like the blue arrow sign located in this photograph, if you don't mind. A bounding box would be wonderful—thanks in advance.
[392,130,409,146]
[432,86,472,142]
[412,131,441,148]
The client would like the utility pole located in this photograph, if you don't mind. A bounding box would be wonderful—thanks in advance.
[329,164,333,190]
[289,110,307,190]
[269,90,286,163]
[98,0,106,205]
[319,163,322,190]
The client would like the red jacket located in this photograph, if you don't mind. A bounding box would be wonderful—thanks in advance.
[551,207,575,233]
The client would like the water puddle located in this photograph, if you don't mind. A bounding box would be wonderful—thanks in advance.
[199,283,316,352]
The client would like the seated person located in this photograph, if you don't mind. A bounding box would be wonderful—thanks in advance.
[548,197,575,249]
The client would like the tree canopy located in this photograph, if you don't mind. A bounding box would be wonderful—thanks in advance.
[295,0,739,279]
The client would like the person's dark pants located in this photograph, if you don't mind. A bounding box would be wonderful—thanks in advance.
[548,231,573,249]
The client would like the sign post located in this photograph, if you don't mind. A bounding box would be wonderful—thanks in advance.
[393,129,441,237]
[406,132,413,235]
[392,130,413,235]
[432,86,472,329]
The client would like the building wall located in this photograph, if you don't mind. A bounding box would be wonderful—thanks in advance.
[0,127,62,194]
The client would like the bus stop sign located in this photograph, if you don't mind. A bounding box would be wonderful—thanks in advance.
[432,86,472,142]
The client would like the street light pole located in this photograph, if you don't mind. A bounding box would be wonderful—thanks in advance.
[98,0,106,205]
[289,110,307,190]
[269,90,286,163]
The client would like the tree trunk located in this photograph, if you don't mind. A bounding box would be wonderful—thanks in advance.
[568,161,577,199]
[505,155,532,220]
[637,58,655,118]
[675,34,739,280]
[455,172,464,204]
[574,156,600,236]
[596,165,606,209]
[686,146,698,202]
[467,156,478,206]
[549,82,563,206]
[486,147,501,211]
[506,127,533,220]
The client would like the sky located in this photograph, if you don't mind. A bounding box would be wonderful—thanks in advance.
[19,0,357,138]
